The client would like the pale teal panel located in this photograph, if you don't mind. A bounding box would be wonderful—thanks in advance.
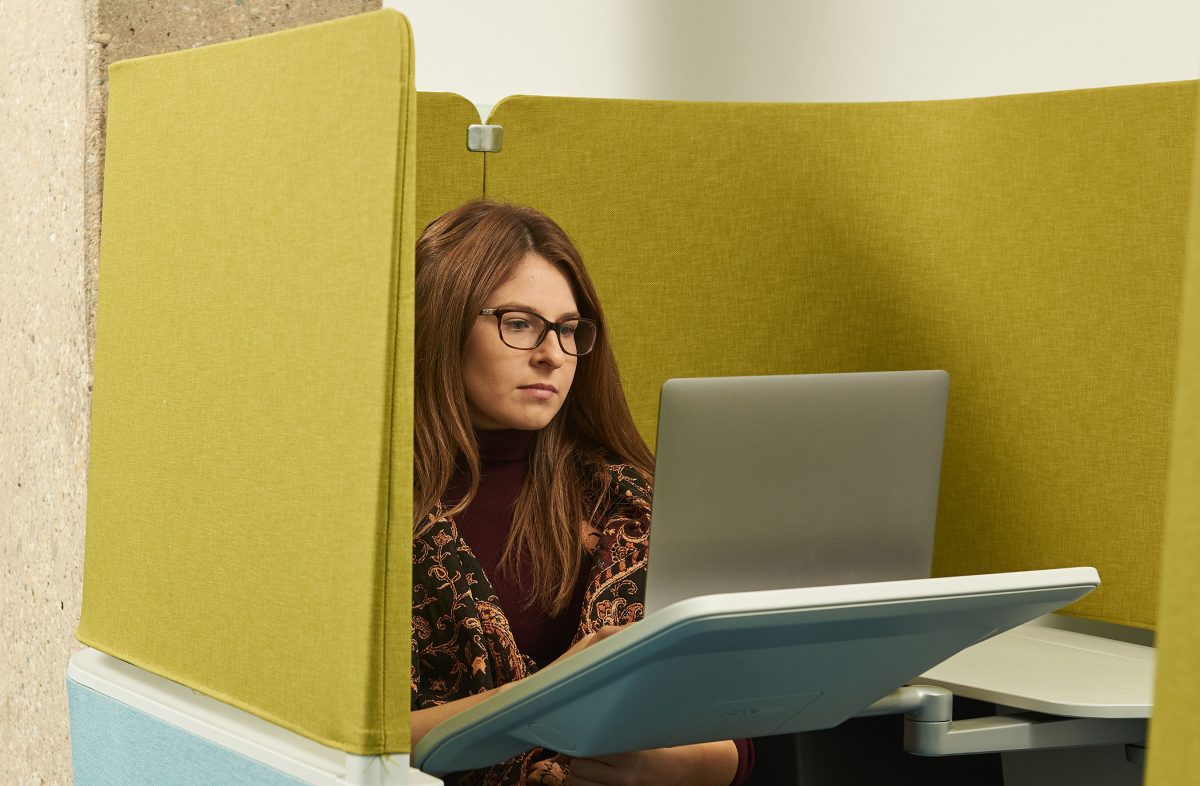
[67,677,308,786]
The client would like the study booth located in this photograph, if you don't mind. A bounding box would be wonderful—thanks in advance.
[67,10,1200,785]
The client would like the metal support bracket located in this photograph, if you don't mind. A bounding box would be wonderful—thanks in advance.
[859,685,1148,757]
[467,124,504,153]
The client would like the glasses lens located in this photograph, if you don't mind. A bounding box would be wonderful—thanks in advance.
[559,319,597,356]
[498,312,546,350]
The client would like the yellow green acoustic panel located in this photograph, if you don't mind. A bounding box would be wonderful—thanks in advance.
[416,92,485,233]
[80,10,415,753]
[1146,84,1200,786]
[486,83,1194,630]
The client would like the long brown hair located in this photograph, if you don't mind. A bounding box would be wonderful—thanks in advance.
[413,199,654,615]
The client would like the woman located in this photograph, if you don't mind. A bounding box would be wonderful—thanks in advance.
[410,199,754,786]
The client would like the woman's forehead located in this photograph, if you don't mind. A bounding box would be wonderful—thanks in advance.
[488,253,579,317]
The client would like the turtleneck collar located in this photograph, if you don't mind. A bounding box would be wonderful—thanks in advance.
[474,427,535,465]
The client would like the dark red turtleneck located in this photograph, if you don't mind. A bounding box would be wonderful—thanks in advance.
[442,428,587,668]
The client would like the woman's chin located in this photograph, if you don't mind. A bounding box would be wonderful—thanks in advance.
[515,415,556,431]
[509,407,561,431]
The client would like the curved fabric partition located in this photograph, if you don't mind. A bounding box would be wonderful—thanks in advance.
[80,10,415,753]
[415,92,485,233]
[1146,85,1200,786]
[485,83,1196,629]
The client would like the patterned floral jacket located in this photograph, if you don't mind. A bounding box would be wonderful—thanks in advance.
[411,456,653,786]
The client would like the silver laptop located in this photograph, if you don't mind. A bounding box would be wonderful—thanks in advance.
[645,370,950,615]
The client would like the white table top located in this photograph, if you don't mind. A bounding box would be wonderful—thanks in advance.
[415,568,1100,773]
[919,615,1155,718]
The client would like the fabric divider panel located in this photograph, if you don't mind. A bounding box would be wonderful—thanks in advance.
[1145,82,1200,786]
[67,678,309,786]
[485,84,1195,630]
[415,92,485,233]
[80,9,416,754]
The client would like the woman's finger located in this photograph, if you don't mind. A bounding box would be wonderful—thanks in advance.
[565,775,606,786]
[567,756,616,781]
[564,758,612,786]
[550,625,628,667]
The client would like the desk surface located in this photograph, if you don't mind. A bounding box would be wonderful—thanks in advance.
[414,568,1099,774]
[919,615,1155,718]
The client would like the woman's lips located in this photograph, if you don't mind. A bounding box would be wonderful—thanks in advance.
[519,384,557,400]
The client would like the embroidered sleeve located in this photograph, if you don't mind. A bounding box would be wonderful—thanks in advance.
[410,507,570,786]
[410,509,531,710]
[411,513,483,710]
[578,461,653,635]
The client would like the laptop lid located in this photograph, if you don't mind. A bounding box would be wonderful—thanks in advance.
[644,370,950,615]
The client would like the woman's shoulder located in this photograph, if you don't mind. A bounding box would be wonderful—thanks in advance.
[582,446,653,538]
[586,445,652,502]
[582,446,651,592]
[413,499,453,543]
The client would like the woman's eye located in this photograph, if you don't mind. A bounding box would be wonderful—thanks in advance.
[503,319,532,332]
[559,324,576,337]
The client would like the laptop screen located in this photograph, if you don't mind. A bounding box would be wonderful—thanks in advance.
[644,370,949,615]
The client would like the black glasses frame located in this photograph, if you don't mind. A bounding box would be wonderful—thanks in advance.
[479,308,598,356]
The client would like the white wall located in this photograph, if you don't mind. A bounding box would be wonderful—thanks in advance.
[385,0,1200,118]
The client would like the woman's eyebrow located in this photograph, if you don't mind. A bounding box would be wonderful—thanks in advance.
[496,302,581,320]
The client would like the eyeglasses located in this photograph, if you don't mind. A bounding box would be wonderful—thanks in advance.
[479,308,598,356]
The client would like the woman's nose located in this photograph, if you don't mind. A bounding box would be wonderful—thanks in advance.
[532,332,567,366]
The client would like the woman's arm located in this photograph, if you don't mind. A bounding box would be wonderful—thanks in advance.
[414,666,741,786]
[409,682,515,748]
[410,627,624,752]
[549,629,742,786]
[566,740,739,786]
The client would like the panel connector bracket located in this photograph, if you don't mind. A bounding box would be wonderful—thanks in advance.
[859,685,1148,757]
[467,124,503,153]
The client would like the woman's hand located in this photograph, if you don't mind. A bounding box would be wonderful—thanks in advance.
[565,740,739,786]
[409,681,517,748]
[551,631,740,784]
[413,627,627,749]
[548,625,626,667]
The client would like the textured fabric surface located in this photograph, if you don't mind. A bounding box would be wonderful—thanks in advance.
[1145,86,1200,786]
[485,83,1195,629]
[416,92,485,234]
[78,10,415,753]
[66,678,308,786]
